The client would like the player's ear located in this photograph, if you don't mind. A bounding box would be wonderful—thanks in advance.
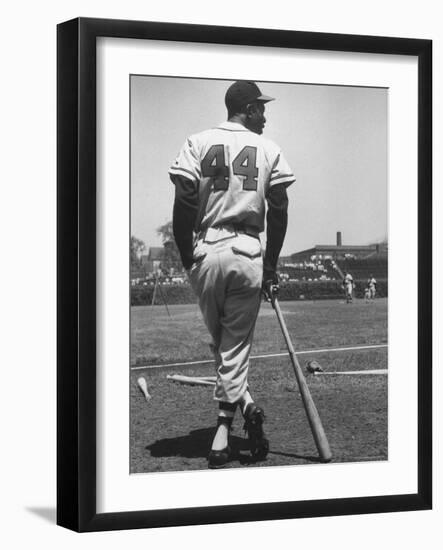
[245,103,256,118]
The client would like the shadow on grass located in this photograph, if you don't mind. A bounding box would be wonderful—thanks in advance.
[145,428,322,465]
[146,427,251,459]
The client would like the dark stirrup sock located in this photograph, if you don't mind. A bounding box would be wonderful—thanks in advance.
[216,415,234,428]
[218,401,238,414]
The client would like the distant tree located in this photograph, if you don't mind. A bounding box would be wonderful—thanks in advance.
[156,221,174,244]
[157,221,181,272]
[131,236,146,270]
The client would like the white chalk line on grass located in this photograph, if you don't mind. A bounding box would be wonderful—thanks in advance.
[314,369,387,376]
[131,343,388,371]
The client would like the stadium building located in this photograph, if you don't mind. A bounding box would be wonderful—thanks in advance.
[141,247,164,273]
[290,232,387,263]
[280,232,388,281]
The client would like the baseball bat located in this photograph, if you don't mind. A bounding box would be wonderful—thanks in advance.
[137,376,152,401]
[272,297,332,462]
[167,374,216,387]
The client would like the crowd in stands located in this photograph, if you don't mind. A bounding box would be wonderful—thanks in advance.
[131,268,189,287]
[336,258,387,280]
[278,255,338,282]
[131,254,387,288]
[278,254,387,284]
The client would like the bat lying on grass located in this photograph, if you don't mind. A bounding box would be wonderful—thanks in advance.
[167,374,216,387]
[137,376,152,401]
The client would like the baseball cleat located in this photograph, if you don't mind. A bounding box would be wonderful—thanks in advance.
[208,416,233,469]
[242,403,269,460]
[208,446,231,469]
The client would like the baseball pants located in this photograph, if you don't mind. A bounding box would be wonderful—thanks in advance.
[345,283,353,300]
[188,228,263,403]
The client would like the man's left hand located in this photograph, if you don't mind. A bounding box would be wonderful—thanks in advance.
[262,271,279,303]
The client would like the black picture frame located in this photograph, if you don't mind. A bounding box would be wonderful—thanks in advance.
[57,17,432,532]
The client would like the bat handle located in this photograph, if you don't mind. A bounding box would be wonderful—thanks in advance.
[270,292,278,310]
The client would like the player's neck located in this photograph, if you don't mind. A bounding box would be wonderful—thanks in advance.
[228,115,246,128]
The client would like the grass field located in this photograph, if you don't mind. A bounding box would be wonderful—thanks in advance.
[130,298,388,473]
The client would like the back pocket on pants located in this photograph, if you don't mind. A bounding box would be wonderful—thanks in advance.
[231,246,262,260]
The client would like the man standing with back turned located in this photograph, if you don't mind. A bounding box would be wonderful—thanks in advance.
[169,81,295,469]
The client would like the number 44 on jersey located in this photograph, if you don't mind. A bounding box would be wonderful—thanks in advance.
[201,144,259,192]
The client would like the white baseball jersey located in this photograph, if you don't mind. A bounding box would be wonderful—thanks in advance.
[343,274,354,292]
[169,121,295,233]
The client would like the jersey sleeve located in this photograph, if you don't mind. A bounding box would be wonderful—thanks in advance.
[269,150,295,188]
[169,137,201,184]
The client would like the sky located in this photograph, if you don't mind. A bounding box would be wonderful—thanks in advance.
[131,76,387,255]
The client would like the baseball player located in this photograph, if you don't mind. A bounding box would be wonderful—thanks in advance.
[169,80,295,468]
[367,275,377,300]
[342,272,355,304]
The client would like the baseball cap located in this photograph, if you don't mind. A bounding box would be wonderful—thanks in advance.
[225,81,274,111]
